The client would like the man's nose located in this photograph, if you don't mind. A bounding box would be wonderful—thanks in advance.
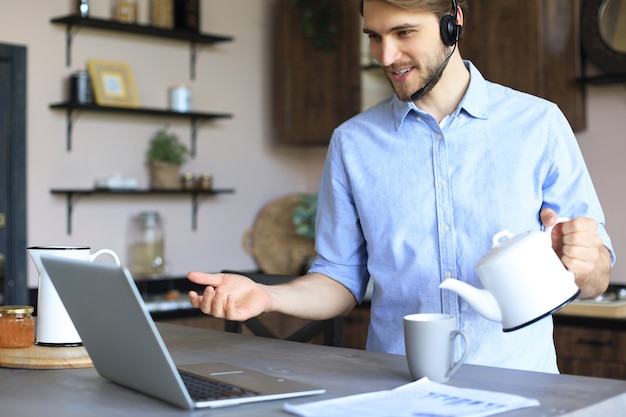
[377,39,401,67]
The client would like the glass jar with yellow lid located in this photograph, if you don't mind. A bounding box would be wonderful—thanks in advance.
[0,305,35,348]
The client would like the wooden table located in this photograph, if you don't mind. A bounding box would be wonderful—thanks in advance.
[1,322,626,416]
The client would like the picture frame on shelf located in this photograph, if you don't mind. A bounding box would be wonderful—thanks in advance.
[87,59,139,108]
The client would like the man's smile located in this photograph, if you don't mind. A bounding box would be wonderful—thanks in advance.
[388,66,414,82]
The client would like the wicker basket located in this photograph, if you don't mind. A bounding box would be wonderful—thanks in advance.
[149,161,180,189]
[242,194,316,276]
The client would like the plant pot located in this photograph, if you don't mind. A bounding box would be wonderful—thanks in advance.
[149,161,181,189]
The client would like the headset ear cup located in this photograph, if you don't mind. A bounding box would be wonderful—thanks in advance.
[440,14,457,46]
[441,14,462,46]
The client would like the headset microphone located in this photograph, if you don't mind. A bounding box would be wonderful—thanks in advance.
[410,43,456,102]
[410,0,461,102]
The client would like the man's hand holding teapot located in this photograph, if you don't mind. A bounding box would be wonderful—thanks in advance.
[540,208,610,298]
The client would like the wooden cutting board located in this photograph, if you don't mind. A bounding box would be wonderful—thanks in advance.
[556,299,626,319]
[0,344,93,369]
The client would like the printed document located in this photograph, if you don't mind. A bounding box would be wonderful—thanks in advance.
[284,377,539,417]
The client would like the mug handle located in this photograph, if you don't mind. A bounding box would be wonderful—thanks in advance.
[89,248,121,266]
[446,330,470,379]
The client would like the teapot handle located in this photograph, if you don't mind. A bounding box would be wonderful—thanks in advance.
[543,217,571,235]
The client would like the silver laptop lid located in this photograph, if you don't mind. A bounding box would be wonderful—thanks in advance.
[40,255,194,409]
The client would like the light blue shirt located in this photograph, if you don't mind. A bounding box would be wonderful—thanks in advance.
[310,61,614,373]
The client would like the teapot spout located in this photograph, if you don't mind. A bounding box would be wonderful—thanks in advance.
[439,278,502,323]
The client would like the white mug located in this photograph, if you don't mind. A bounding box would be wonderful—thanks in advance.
[27,245,120,346]
[403,313,470,383]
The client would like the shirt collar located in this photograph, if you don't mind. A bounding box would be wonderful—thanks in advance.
[390,60,489,131]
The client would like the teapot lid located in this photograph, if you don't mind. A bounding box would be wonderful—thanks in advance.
[475,229,547,267]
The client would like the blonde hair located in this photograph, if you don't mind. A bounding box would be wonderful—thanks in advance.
[360,0,467,21]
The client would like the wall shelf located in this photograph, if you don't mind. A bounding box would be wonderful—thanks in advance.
[49,102,233,155]
[576,74,626,85]
[51,188,235,235]
[50,14,234,79]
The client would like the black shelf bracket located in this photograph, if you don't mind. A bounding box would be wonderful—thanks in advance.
[191,192,199,230]
[51,188,235,235]
[63,107,82,152]
[190,41,197,80]
[64,24,75,67]
[191,117,198,157]
[63,191,83,235]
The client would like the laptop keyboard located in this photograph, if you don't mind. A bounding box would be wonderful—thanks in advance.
[179,369,260,402]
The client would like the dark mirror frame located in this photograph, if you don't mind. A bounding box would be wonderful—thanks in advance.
[581,0,626,75]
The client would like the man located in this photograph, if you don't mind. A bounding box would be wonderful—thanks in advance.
[188,0,614,373]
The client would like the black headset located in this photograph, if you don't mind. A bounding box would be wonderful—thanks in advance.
[440,0,462,46]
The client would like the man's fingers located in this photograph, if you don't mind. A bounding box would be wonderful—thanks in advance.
[540,208,558,227]
[188,290,201,308]
[209,286,227,317]
[187,271,224,286]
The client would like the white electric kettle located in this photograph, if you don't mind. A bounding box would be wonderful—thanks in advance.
[28,245,120,346]
[439,218,580,332]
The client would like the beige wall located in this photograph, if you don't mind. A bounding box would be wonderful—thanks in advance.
[576,84,626,284]
[1,0,625,287]
[2,0,327,286]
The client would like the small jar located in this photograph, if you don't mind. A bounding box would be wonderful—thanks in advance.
[151,0,174,28]
[70,71,93,104]
[197,173,213,190]
[181,172,195,190]
[168,84,191,112]
[0,306,35,348]
[114,0,138,23]
[77,0,89,17]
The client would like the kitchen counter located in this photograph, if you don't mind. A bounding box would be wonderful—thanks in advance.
[2,322,626,416]
[556,285,626,320]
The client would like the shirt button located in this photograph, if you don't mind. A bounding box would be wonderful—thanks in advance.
[442,225,449,233]
[438,178,446,186]
[445,271,453,278]
[416,116,423,122]
[437,134,443,141]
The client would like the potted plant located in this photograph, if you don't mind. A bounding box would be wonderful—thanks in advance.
[292,193,317,239]
[147,127,189,189]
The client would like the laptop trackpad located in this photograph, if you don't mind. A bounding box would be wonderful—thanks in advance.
[177,362,320,395]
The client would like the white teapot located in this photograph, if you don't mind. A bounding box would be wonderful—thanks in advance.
[439,218,580,332]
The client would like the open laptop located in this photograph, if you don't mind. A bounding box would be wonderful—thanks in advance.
[40,256,325,410]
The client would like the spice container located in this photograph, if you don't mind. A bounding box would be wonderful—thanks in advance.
[77,0,89,17]
[127,211,165,278]
[197,173,213,190]
[181,172,195,190]
[0,305,35,348]
[70,71,93,104]
[151,0,174,28]
[168,84,191,112]
[114,0,138,23]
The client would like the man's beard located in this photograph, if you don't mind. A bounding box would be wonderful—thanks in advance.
[384,48,450,102]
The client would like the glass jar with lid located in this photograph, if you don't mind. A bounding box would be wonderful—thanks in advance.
[0,305,35,348]
[127,211,165,279]
[114,0,138,23]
